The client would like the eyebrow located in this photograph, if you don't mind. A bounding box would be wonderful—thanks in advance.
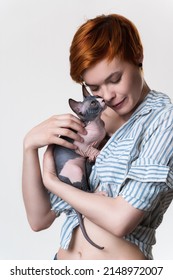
[84,71,121,87]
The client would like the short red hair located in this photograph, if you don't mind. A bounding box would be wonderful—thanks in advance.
[69,14,143,83]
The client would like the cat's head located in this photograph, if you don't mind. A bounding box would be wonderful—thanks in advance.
[69,85,106,122]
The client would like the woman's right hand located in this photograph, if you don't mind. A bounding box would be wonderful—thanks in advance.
[23,114,87,151]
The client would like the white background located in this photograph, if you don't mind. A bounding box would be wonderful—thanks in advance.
[0,0,173,260]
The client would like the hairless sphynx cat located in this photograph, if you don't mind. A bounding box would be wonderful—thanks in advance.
[53,85,106,249]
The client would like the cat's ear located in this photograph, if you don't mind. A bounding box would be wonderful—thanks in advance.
[82,84,91,98]
[69,99,83,117]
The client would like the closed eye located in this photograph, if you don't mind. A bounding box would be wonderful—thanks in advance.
[84,71,122,93]
[89,86,99,92]
[109,76,122,84]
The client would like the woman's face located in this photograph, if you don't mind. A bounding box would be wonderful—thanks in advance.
[82,58,145,120]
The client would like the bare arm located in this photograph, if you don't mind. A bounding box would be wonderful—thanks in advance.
[22,146,56,231]
[22,114,86,231]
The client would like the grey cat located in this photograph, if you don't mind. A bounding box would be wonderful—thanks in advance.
[53,85,106,249]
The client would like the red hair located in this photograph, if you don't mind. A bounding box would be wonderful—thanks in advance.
[69,14,143,83]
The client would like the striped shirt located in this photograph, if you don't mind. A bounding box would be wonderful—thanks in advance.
[50,90,173,259]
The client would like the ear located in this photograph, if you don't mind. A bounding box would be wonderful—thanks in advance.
[82,84,91,98]
[137,54,143,66]
[69,99,83,116]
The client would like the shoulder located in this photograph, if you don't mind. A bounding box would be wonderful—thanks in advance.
[137,91,173,129]
[145,91,173,111]
[149,91,173,126]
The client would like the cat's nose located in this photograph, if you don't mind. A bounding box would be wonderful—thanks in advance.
[96,96,105,104]
[100,98,106,109]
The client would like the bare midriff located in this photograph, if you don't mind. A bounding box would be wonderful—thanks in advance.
[57,218,147,260]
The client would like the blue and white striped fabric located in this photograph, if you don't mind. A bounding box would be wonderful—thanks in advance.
[50,90,173,259]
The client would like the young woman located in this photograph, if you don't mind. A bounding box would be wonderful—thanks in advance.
[22,14,173,260]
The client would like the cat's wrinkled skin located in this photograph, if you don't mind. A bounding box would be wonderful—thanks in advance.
[53,85,106,249]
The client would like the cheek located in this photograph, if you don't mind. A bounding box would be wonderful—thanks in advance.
[128,73,143,95]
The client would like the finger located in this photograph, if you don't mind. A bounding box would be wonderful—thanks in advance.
[55,113,82,124]
[59,121,86,135]
[45,144,54,154]
[44,144,54,160]
[54,114,87,135]
[56,127,84,143]
[52,136,78,149]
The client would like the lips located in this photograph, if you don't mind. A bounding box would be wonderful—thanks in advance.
[114,97,126,108]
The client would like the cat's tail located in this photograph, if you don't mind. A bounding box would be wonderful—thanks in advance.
[76,211,104,250]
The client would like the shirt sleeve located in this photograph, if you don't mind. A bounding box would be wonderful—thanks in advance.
[120,110,173,211]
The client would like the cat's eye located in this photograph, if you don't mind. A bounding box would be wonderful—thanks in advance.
[91,101,97,106]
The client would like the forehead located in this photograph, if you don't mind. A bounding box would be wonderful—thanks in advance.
[83,57,123,85]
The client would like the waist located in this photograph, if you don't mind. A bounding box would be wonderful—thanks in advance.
[57,218,147,260]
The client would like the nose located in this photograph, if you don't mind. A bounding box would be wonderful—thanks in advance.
[100,84,115,103]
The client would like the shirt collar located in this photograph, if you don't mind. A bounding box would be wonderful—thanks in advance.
[133,90,172,117]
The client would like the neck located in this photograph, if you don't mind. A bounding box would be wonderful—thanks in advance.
[141,81,150,100]
[83,113,103,127]
[127,80,150,121]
